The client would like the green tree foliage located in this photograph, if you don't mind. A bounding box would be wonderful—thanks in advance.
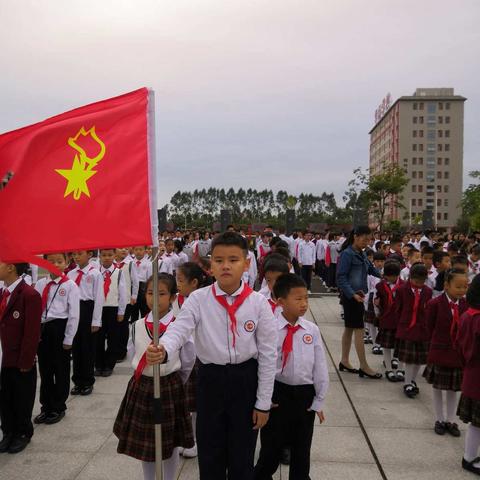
[460,171,480,231]
[167,188,342,228]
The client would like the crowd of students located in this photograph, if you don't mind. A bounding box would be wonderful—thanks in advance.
[0,225,479,479]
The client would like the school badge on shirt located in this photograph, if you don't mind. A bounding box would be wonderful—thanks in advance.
[303,334,313,344]
[13,311,20,319]
[244,320,256,333]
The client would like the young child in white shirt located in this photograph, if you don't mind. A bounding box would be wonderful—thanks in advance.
[255,273,329,479]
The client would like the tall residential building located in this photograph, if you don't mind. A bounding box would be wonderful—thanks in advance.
[369,88,466,229]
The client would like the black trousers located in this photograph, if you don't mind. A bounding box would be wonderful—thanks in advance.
[72,300,96,388]
[301,265,313,290]
[327,263,337,288]
[197,359,259,480]
[0,366,37,438]
[119,304,132,359]
[315,260,327,282]
[129,282,148,323]
[38,318,71,413]
[255,382,316,480]
[292,258,301,276]
[95,306,123,370]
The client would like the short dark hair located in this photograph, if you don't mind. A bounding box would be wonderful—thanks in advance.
[410,262,428,280]
[433,250,449,267]
[211,231,248,256]
[471,245,480,256]
[43,252,67,260]
[421,246,434,256]
[174,239,183,252]
[466,274,480,309]
[452,255,468,266]
[383,260,401,276]
[273,273,307,299]
[14,263,29,276]
[373,251,386,261]
[146,273,177,295]
[263,257,290,275]
[445,268,468,284]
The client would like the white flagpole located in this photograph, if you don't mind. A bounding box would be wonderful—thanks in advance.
[147,89,163,480]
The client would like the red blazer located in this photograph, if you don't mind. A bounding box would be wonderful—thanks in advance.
[0,280,42,370]
[376,279,405,330]
[426,294,467,368]
[393,282,433,342]
[456,309,480,400]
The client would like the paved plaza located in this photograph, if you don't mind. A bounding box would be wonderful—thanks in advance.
[0,296,473,479]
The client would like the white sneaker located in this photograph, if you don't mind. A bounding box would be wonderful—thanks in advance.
[182,444,198,458]
[178,447,184,455]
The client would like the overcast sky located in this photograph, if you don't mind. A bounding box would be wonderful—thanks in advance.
[1,0,479,207]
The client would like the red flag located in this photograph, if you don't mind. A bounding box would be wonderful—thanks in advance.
[0,88,157,266]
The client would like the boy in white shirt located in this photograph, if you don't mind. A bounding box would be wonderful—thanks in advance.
[254,273,328,479]
[298,231,316,292]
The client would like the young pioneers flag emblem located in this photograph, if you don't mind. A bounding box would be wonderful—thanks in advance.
[0,88,158,265]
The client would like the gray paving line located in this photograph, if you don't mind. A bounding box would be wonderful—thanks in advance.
[309,305,389,480]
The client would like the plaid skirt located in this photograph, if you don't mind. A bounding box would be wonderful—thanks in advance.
[395,339,429,365]
[457,394,480,428]
[364,312,379,327]
[113,372,194,462]
[184,359,200,412]
[376,328,396,349]
[423,364,463,391]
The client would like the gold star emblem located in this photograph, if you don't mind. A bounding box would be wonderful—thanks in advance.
[55,155,97,200]
[55,126,106,201]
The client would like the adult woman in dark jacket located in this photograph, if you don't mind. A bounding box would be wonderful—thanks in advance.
[337,226,382,379]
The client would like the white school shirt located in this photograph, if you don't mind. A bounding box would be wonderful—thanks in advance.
[132,256,151,283]
[316,239,327,261]
[129,311,195,382]
[299,241,316,266]
[364,275,380,312]
[19,273,33,285]
[35,276,80,346]
[258,285,283,318]
[400,265,411,282]
[275,314,329,412]
[197,239,211,258]
[426,267,437,290]
[30,264,39,285]
[162,252,179,271]
[67,265,104,328]
[468,257,480,283]
[99,265,127,315]
[242,250,258,288]
[160,281,278,411]
[257,243,271,260]
[279,234,294,257]
[176,251,189,268]
[117,257,138,301]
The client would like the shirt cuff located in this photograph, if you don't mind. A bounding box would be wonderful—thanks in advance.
[309,398,325,412]
[255,398,272,412]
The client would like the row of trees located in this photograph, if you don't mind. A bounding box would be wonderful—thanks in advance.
[164,163,411,230]
[167,188,342,228]
[459,171,480,232]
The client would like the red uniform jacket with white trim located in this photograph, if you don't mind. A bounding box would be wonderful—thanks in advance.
[393,282,432,342]
[0,280,42,370]
[376,279,405,330]
[426,293,467,368]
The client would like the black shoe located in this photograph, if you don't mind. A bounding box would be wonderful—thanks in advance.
[80,386,94,396]
[412,380,420,395]
[395,370,405,382]
[462,457,480,475]
[391,358,399,370]
[45,411,65,425]
[339,362,359,374]
[8,435,30,454]
[445,422,461,437]
[0,434,13,453]
[33,412,49,424]
[280,447,291,465]
[434,421,446,435]
[94,369,104,377]
[404,383,417,398]
[70,385,82,395]
[101,369,113,377]
[385,370,398,382]
[372,345,383,355]
[359,369,382,379]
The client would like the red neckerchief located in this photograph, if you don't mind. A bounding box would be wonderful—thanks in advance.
[102,267,115,298]
[178,294,185,308]
[268,299,278,312]
[282,323,301,370]
[448,299,460,340]
[0,289,11,319]
[212,283,253,348]
[116,261,125,269]
[408,285,422,329]
[134,314,175,381]
[74,266,94,286]
[42,275,68,312]
[385,278,401,306]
